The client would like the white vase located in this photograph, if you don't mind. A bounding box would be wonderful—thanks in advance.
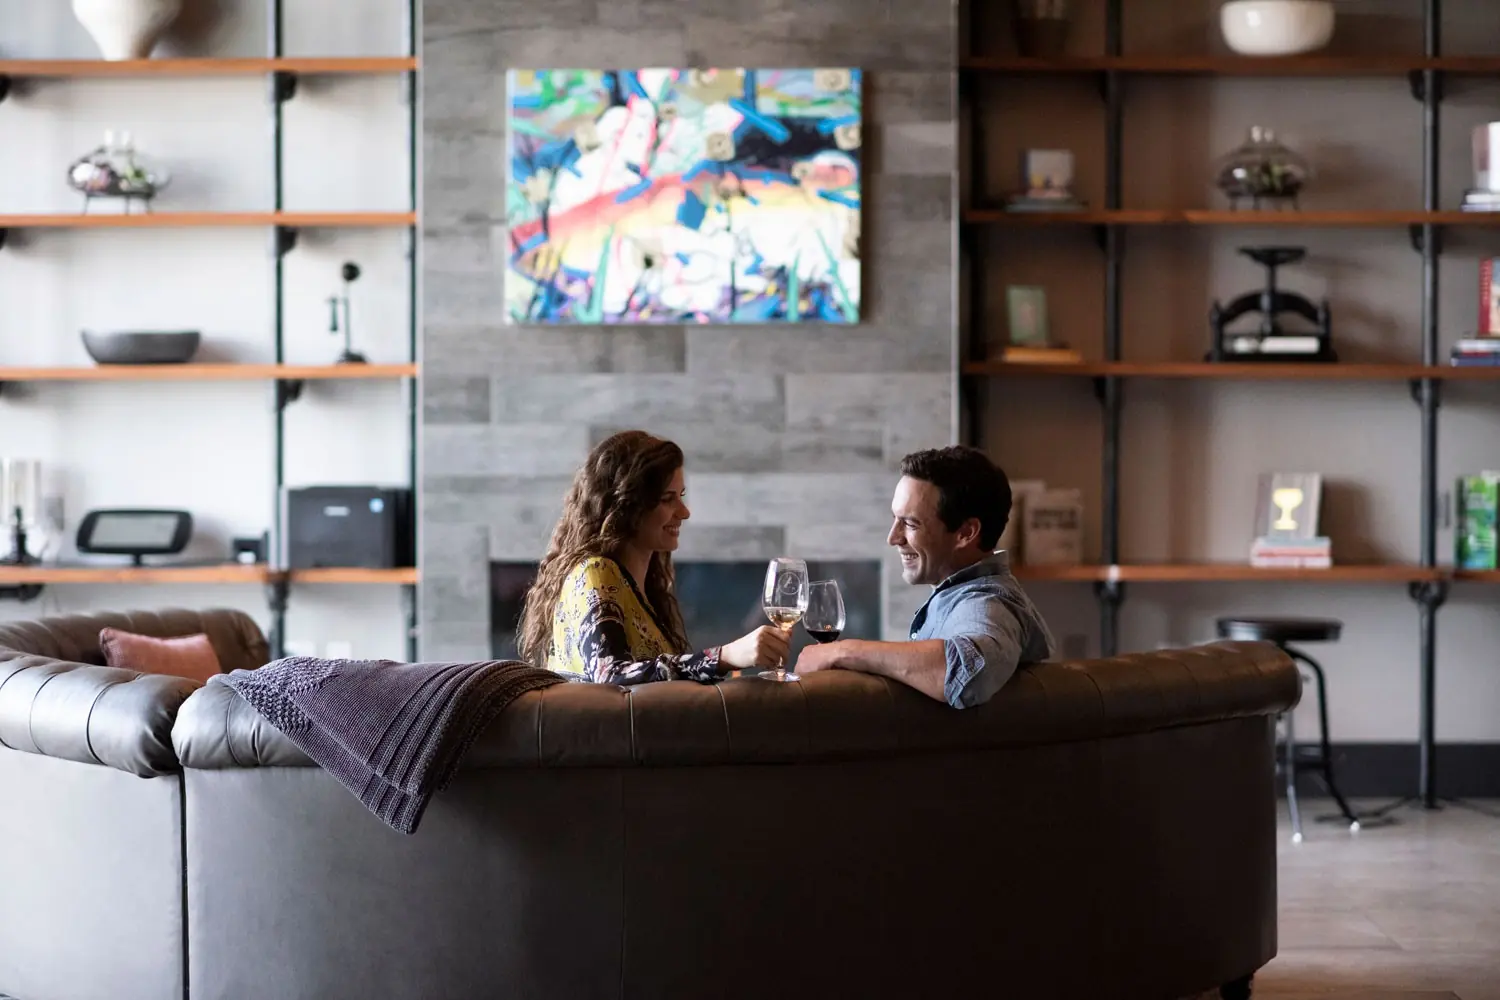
[72,0,183,61]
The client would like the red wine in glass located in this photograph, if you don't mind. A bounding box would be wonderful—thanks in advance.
[803,580,845,647]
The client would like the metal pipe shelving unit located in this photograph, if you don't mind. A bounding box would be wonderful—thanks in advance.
[958,0,1453,808]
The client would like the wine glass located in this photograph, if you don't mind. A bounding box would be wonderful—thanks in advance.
[803,579,845,645]
[761,557,809,681]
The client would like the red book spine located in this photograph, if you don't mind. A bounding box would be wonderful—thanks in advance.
[1485,259,1497,335]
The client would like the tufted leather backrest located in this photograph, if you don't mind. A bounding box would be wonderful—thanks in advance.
[0,607,270,777]
[174,640,1299,771]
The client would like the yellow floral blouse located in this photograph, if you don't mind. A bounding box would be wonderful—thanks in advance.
[548,556,722,685]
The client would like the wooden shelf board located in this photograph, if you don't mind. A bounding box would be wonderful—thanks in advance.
[0,564,269,585]
[0,363,418,382]
[1010,565,1111,582]
[1451,570,1500,582]
[965,209,1173,225]
[962,55,1500,76]
[287,568,419,585]
[0,565,421,585]
[1013,563,1439,583]
[0,57,418,78]
[1183,210,1500,226]
[964,361,1500,380]
[0,211,416,229]
[964,209,1500,227]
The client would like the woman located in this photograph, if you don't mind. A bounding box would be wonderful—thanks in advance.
[517,430,787,684]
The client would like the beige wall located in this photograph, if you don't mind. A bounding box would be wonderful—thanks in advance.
[970,0,1500,742]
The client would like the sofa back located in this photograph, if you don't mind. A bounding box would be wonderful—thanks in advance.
[172,640,1298,1000]
[0,607,268,776]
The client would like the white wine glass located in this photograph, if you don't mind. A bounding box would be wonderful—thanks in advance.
[761,557,809,681]
[803,579,845,645]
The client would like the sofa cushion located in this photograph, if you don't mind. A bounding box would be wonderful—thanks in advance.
[100,628,223,683]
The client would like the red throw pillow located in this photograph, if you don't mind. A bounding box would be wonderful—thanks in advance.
[99,628,223,684]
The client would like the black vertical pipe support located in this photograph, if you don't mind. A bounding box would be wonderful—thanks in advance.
[1413,0,1447,809]
[267,0,289,660]
[1097,0,1125,656]
[958,0,987,451]
[404,0,420,662]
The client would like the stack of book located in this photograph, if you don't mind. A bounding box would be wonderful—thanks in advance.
[1460,189,1500,212]
[1250,536,1332,569]
[1450,337,1500,366]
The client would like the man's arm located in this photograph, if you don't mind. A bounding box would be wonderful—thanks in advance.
[796,597,1029,708]
[798,639,949,703]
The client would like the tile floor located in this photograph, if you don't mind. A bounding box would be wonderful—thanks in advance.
[1210,798,1500,1000]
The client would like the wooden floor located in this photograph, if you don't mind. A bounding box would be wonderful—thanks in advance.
[1227,799,1500,999]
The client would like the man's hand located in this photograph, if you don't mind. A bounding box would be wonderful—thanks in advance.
[794,641,845,675]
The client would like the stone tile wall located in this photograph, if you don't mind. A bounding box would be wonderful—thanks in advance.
[420,0,958,659]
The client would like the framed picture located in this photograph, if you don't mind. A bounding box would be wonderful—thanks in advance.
[506,67,862,325]
[1020,149,1074,196]
[1253,472,1322,542]
[1006,286,1050,346]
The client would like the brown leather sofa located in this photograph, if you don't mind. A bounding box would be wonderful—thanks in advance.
[1,608,1300,1000]
[0,608,267,1000]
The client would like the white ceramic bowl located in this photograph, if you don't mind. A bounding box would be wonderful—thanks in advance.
[1221,0,1335,56]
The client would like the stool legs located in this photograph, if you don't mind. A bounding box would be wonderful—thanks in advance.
[1283,644,1361,831]
[1281,707,1303,843]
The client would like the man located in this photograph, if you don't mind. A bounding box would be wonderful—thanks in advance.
[794,446,1055,708]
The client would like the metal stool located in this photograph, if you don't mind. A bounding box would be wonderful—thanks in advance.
[1216,616,1360,842]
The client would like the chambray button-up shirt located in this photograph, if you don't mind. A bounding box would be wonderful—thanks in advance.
[908,551,1056,709]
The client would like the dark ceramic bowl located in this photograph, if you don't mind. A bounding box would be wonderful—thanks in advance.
[81,330,201,365]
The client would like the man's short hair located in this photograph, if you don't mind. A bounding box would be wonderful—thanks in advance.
[899,446,1012,551]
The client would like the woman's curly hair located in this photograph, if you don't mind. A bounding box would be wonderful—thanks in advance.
[516,430,690,666]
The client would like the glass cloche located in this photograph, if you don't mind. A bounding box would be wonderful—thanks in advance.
[1214,126,1311,210]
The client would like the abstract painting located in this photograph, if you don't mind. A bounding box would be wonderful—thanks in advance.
[505,67,862,325]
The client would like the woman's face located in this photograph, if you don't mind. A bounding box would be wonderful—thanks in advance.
[633,465,690,553]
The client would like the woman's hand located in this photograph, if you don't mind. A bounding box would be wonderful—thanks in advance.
[719,626,792,670]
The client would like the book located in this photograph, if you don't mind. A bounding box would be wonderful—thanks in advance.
[1450,353,1500,367]
[1482,259,1500,334]
[1022,488,1083,566]
[1250,535,1331,568]
[1456,473,1500,570]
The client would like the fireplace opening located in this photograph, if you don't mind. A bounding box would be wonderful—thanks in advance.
[490,559,882,664]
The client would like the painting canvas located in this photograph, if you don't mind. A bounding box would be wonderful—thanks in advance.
[505,67,862,325]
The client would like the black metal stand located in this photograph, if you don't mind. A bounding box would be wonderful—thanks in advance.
[0,509,44,603]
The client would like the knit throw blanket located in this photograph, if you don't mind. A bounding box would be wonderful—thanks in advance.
[215,656,567,834]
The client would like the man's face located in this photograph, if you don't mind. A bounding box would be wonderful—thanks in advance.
[888,476,965,586]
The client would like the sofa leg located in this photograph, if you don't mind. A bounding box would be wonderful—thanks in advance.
[1219,973,1253,999]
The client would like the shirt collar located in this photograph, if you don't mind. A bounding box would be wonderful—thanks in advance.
[933,550,1010,593]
